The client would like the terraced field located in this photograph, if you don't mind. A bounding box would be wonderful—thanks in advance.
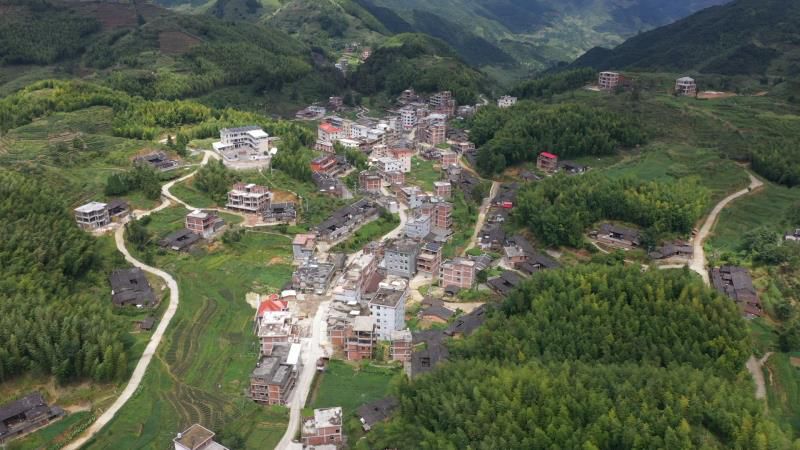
[84,209,293,448]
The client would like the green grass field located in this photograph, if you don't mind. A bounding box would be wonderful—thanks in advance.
[8,411,94,450]
[170,178,218,209]
[309,361,399,415]
[84,207,294,449]
[332,214,400,252]
[406,157,442,192]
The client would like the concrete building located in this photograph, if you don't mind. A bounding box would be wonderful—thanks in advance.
[250,343,300,406]
[439,258,475,290]
[302,407,343,447]
[314,199,380,242]
[185,210,224,239]
[226,183,272,214]
[173,424,228,450]
[257,310,295,356]
[434,181,452,199]
[432,202,453,235]
[399,186,425,209]
[384,239,421,278]
[310,154,339,175]
[318,122,344,143]
[417,241,442,275]
[390,329,412,362]
[675,76,697,96]
[292,260,336,294]
[537,152,559,173]
[598,71,622,90]
[213,126,274,168]
[439,150,458,167]
[389,147,414,173]
[359,170,383,193]
[333,253,378,303]
[497,95,517,108]
[292,233,316,262]
[400,108,417,130]
[374,157,404,174]
[405,213,432,240]
[369,284,408,340]
[74,201,110,230]
[430,91,455,116]
[345,316,376,361]
[423,123,447,146]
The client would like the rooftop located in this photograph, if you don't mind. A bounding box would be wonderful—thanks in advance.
[174,424,215,450]
[369,287,406,308]
[75,201,107,213]
[353,315,376,332]
[221,125,260,134]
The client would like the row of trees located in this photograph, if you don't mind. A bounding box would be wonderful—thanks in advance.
[750,139,800,187]
[470,102,646,175]
[363,266,794,449]
[515,174,709,247]
[511,68,596,100]
[0,170,130,383]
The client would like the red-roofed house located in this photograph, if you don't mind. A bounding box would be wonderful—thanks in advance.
[318,123,344,143]
[537,152,558,173]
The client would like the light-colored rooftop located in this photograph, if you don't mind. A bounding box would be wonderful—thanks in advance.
[75,201,107,213]
[246,129,269,139]
[353,315,376,332]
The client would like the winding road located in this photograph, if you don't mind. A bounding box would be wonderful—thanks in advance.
[64,151,224,449]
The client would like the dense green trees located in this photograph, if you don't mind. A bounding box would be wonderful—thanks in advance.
[511,68,596,100]
[750,139,800,188]
[515,174,708,247]
[364,266,794,449]
[0,171,129,383]
[194,160,238,204]
[470,102,646,174]
[104,166,163,200]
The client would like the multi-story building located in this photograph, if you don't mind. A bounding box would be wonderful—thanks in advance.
[302,407,343,447]
[405,213,431,239]
[390,329,413,362]
[359,170,383,193]
[389,147,414,173]
[213,126,273,167]
[675,76,697,96]
[432,202,453,235]
[250,343,300,405]
[434,181,452,199]
[318,122,344,143]
[498,95,517,108]
[399,186,424,209]
[598,71,622,91]
[374,157,403,174]
[384,239,421,278]
[292,233,316,262]
[185,210,224,239]
[226,183,272,214]
[369,285,407,340]
[537,152,559,173]
[439,150,458,167]
[292,261,336,294]
[310,154,338,175]
[382,170,405,185]
[257,310,294,355]
[429,91,455,116]
[439,257,476,289]
[423,123,447,146]
[417,241,443,275]
[74,202,110,230]
[400,108,417,130]
[345,316,376,361]
[333,253,378,303]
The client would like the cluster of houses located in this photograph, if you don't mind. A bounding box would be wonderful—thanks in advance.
[710,266,763,318]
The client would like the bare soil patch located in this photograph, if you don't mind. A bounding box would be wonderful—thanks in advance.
[697,91,737,100]
[790,357,800,368]
[159,31,202,56]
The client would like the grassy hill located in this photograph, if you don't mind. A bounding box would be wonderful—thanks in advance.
[571,0,800,76]
[0,0,344,115]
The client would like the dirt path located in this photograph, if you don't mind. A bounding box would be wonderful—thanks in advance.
[464,181,499,255]
[747,352,774,400]
[689,173,763,283]
[64,210,181,450]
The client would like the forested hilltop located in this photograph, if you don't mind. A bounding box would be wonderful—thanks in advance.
[363,266,796,449]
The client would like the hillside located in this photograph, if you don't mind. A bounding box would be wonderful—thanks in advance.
[571,0,800,76]
[0,0,343,115]
[355,0,729,69]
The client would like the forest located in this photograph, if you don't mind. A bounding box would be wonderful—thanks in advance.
[0,170,130,383]
[470,102,646,175]
[511,68,596,100]
[750,139,800,188]
[514,174,708,247]
[363,266,794,449]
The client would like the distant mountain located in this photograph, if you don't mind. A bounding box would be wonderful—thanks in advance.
[355,0,729,68]
[571,0,800,76]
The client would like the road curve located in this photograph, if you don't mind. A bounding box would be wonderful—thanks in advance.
[64,222,180,449]
[689,173,763,283]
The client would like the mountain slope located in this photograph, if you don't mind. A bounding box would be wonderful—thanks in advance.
[356,0,729,68]
[571,0,800,76]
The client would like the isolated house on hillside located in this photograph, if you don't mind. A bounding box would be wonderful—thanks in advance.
[159,228,201,252]
[675,77,697,96]
[596,223,641,249]
[74,201,110,230]
[185,210,224,239]
[134,151,178,171]
[537,152,558,173]
[226,183,272,214]
[0,393,64,444]
[710,266,763,318]
[109,268,155,307]
[598,71,622,91]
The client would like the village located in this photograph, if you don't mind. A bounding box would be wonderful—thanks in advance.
[2,71,780,450]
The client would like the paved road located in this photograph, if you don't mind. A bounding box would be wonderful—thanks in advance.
[747,352,774,400]
[64,213,180,450]
[689,173,763,283]
[464,181,499,254]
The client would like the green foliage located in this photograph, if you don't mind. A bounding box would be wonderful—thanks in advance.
[194,160,238,204]
[0,170,128,383]
[334,142,369,171]
[104,165,162,200]
[471,102,645,175]
[126,218,152,253]
[273,135,315,182]
[750,138,800,187]
[515,173,708,247]
[0,3,101,65]
[511,68,596,100]
[351,34,485,105]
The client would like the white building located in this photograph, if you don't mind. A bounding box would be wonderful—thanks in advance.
[405,214,431,239]
[400,108,417,130]
[368,282,408,340]
[374,157,404,174]
[213,126,275,169]
[74,201,109,230]
[497,95,517,108]
[675,77,697,96]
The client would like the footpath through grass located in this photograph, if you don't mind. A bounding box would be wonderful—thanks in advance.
[85,207,293,449]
